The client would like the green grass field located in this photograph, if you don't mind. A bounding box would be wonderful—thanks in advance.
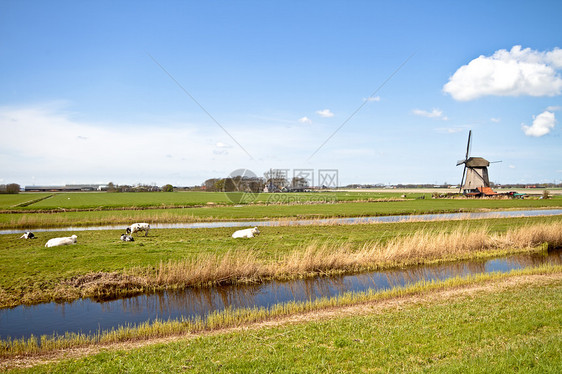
[0,193,52,209]
[2,191,412,211]
[1,194,561,229]
[7,273,561,373]
[5,190,558,211]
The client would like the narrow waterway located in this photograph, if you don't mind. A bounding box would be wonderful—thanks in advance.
[1,209,561,234]
[1,249,560,341]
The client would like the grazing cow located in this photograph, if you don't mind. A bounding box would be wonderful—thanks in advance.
[120,234,135,242]
[20,231,36,239]
[126,223,150,237]
[232,227,260,238]
[45,235,78,248]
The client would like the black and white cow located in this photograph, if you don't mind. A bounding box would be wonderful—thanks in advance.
[20,231,36,239]
[120,234,135,242]
[126,223,150,237]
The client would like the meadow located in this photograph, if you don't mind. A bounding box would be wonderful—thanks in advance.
[1,191,561,229]
[1,191,411,211]
[1,190,561,370]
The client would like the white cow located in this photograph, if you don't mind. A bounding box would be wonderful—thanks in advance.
[126,223,150,237]
[45,235,77,248]
[232,227,260,238]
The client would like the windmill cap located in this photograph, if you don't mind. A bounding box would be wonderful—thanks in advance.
[466,157,490,167]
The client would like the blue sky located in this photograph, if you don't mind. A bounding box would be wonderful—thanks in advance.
[1,0,561,187]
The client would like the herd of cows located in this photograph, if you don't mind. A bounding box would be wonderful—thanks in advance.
[18,223,261,247]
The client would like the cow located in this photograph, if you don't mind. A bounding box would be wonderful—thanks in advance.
[231,227,260,238]
[20,231,36,239]
[126,223,150,237]
[120,234,135,242]
[45,235,78,248]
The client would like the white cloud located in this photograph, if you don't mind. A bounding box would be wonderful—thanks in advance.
[522,111,557,137]
[316,109,334,118]
[509,165,516,169]
[490,117,501,123]
[546,105,561,111]
[434,127,463,134]
[413,108,448,120]
[363,96,381,102]
[215,142,232,148]
[298,116,312,124]
[443,46,562,101]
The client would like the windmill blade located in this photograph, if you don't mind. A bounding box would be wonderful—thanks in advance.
[465,130,472,160]
[490,160,502,164]
[456,160,466,166]
[459,165,467,193]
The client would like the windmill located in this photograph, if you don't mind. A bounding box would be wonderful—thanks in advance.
[456,130,499,195]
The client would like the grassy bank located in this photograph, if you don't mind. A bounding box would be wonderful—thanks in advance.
[2,267,561,371]
[1,216,561,307]
[1,195,561,229]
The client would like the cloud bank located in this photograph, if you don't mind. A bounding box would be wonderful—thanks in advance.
[444,46,562,101]
[0,104,343,186]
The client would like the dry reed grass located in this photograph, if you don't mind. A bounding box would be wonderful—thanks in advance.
[144,221,562,290]
[1,211,218,229]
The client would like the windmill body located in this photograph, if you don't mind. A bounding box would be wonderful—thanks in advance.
[462,157,490,192]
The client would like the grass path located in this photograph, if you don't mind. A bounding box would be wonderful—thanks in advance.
[3,271,561,372]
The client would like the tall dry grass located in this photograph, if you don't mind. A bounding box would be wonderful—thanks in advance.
[148,222,562,289]
[1,211,219,229]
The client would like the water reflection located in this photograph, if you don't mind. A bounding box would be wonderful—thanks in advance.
[1,250,560,341]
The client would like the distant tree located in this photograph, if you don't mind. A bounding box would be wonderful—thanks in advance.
[204,178,220,192]
[223,177,238,192]
[162,184,174,192]
[542,189,550,199]
[214,179,225,191]
[107,182,117,192]
[6,183,20,194]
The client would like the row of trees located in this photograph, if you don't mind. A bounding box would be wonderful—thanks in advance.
[0,183,20,194]
[106,182,174,193]
[204,170,310,193]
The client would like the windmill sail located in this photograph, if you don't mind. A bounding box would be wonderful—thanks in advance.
[458,130,471,192]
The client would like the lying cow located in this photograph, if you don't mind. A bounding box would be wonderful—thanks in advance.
[20,231,36,239]
[120,234,135,242]
[45,235,78,248]
[126,223,150,237]
[232,227,260,238]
